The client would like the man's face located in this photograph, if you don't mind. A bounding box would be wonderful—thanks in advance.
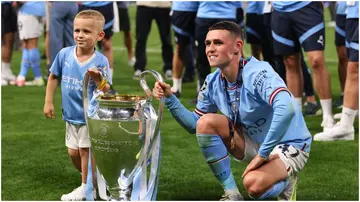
[73,18,103,49]
[205,30,241,68]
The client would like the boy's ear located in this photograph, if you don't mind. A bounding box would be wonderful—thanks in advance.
[97,31,105,41]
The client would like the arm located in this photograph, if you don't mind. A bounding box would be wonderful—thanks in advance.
[43,73,59,119]
[258,91,295,158]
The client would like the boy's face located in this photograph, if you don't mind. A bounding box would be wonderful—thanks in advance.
[205,30,242,68]
[73,18,104,50]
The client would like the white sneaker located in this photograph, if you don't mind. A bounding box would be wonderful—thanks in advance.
[278,175,297,201]
[61,185,96,201]
[334,111,359,119]
[2,66,16,81]
[314,122,354,141]
[165,70,172,80]
[220,190,244,201]
[128,56,136,67]
[321,117,335,132]
[132,69,142,80]
[1,78,8,86]
[25,78,44,86]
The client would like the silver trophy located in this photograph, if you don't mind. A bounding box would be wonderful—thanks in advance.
[82,69,164,201]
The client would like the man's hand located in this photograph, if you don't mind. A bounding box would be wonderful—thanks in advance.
[152,81,173,100]
[242,154,279,178]
[44,102,55,119]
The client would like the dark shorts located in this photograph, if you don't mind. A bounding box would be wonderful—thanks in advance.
[335,14,346,46]
[79,3,114,39]
[246,13,264,44]
[1,3,18,37]
[346,18,359,62]
[271,2,325,55]
[171,10,196,47]
[118,7,130,32]
[236,7,244,27]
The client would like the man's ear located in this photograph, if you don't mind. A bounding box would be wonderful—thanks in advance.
[97,31,105,41]
[234,39,243,55]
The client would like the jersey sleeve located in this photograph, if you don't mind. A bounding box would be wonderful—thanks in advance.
[49,48,64,77]
[195,77,218,117]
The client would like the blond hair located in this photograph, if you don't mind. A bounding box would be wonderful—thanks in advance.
[75,10,105,31]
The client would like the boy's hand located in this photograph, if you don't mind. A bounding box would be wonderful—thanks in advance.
[44,102,55,119]
[87,68,102,86]
[152,81,173,100]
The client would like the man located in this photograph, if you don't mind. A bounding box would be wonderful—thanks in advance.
[153,21,312,200]
[271,2,334,131]
[314,2,359,141]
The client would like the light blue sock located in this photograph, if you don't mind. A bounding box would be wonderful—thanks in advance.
[19,48,30,77]
[196,134,237,190]
[28,48,42,78]
[249,179,289,200]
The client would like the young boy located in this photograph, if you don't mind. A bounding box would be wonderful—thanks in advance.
[43,10,112,201]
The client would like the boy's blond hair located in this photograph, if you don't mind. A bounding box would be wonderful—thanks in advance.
[75,10,105,31]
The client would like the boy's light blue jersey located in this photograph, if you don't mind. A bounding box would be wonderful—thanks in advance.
[272,1,311,12]
[50,46,112,125]
[197,2,237,19]
[347,1,359,19]
[246,1,265,14]
[82,1,112,7]
[172,1,199,12]
[336,1,347,15]
[195,57,312,154]
[19,2,46,17]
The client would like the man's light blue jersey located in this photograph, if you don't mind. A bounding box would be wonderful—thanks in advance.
[246,1,265,14]
[347,1,359,19]
[50,46,112,125]
[82,1,112,7]
[172,1,199,12]
[19,2,46,17]
[195,57,312,156]
[336,1,347,15]
[272,1,311,12]
[197,2,237,19]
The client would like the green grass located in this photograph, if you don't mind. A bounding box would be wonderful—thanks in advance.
[2,5,358,201]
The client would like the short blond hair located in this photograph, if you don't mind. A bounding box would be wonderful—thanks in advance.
[75,10,105,31]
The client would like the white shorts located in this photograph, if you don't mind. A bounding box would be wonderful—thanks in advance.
[233,134,309,177]
[65,122,91,149]
[17,12,45,40]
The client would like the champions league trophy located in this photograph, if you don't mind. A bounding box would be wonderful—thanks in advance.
[82,69,164,201]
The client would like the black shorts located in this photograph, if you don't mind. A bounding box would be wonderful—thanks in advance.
[171,10,196,47]
[236,7,244,27]
[346,18,359,62]
[79,3,114,39]
[246,13,264,44]
[272,2,325,55]
[335,14,346,46]
[1,3,18,37]
[118,7,130,32]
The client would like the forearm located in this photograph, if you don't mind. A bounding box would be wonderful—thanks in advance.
[258,91,295,158]
[45,74,59,104]
[165,94,199,134]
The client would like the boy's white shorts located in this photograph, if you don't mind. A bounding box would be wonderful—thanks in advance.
[234,134,309,177]
[65,122,91,149]
[18,12,45,40]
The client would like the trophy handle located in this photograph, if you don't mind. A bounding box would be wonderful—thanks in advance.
[139,70,165,146]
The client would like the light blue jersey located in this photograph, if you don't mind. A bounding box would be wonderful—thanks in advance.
[82,1,112,7]
[50,46,112,125]
[197,2,237,19]
[19,2,46,17]
[272,1,311,12]
[172,1,199,12]
[246,1,265,14]
[347,1,359,19]
[165,57,312,158]
[336,1,347,15]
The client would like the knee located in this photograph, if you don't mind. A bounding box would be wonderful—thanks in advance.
[308,55,325,70]
[283,55,300,69]
[243,172,266,198]
[68,148,79,158]
[196,115,215,134]
[348,62,359,75]
[102,39,112,51]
